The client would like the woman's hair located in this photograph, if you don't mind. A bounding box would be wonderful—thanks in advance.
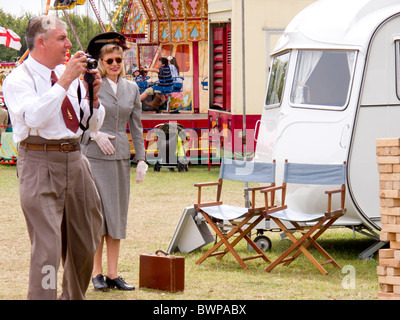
[170,57,180,74]
[97,44,125,78]
[25,15,67,51]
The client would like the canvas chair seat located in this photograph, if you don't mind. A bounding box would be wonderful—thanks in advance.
[199,204,249,220]
[263,160,347,275]
[268,209,324,223]
[194,158,277,270]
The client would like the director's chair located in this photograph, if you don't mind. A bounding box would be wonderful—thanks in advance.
[262,160,347,275]
[194,158,277,269]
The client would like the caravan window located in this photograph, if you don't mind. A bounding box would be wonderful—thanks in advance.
[265,52,290,106]
[290,50,357,109]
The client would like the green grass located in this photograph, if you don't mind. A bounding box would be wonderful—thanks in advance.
[0,164,380,300]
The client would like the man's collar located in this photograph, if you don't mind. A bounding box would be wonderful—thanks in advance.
[25,55,55,82]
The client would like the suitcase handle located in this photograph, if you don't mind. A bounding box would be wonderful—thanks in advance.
[155,249,169,256]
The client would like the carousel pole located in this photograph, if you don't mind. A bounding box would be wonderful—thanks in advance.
[107,0,127,32]
[88,0,106,32]
[62,9,84,51]
[99,0,117,32]
[241,0,250,208]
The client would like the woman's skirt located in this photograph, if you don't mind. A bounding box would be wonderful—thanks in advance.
[88,158,131,239]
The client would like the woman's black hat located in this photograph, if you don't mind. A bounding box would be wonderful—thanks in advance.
[86,32,128,60]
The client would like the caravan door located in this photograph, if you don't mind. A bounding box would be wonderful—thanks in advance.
[255,51,290,163]
[256,49,364,223]
[257,49,358,165]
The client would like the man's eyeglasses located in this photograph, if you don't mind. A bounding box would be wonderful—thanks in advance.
[103,57,123,65]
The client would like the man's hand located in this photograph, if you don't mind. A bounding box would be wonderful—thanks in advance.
[83,69,102,108]
[57,51,88,90]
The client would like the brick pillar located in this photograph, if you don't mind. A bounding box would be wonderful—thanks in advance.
[376,138,400,300]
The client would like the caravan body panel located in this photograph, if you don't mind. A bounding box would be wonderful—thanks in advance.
[255,0,400,231]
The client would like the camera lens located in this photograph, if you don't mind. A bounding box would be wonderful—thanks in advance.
[85,54,98,70]
[87,58,98,70]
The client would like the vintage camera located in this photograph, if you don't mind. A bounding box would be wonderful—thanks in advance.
[85,54,98,70]
[84,54,97,85]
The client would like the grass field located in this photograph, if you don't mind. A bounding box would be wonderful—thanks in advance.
[0,164,380,300]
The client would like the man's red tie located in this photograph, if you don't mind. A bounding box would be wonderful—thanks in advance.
[51,71,80,133]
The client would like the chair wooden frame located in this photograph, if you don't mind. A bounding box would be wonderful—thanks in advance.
[261,160,347,275]
[194,159,276,270]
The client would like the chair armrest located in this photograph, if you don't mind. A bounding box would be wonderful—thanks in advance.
[260,185,285,193]
[325,188,342,195]
[246,184,279,210]
[194,179,223,207]
[325,208,347,217]
[264,204,288,216]
[194,181,220,187]
[260,184,286,211]
[325,185,346,215]
[195,201,223,209]
[245,184,274,211]
[245,185,271,192]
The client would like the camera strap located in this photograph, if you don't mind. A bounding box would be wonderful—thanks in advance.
[77,80,94,133]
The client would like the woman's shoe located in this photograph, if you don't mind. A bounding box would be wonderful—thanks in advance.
[92,274,109,291]
[106,276,135,291]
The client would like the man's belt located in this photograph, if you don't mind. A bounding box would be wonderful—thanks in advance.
[19,141,80,152]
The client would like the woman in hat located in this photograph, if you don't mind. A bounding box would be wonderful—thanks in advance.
[81,32,148,291]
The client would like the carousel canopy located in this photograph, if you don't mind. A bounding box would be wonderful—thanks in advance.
[122,0,208,43]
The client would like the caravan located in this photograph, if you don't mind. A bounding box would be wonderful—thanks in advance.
[255,0,400,253]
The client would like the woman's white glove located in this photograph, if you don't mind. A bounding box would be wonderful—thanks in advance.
[136,161,148,183]
[90,131,115,155]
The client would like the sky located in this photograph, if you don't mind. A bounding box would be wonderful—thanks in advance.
[0,0,48,16]
[0,0,115,20]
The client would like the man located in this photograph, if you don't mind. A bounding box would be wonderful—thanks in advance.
[3,15,105,300]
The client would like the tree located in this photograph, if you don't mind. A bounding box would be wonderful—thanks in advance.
[109,0,129,32]
[0,10,31,62]
[0,1,131,63]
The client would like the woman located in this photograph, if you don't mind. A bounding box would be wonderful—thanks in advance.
[82,33,148,291]
[167,56,180,79]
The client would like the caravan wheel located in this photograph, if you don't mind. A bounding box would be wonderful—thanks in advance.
[250,235,272,252]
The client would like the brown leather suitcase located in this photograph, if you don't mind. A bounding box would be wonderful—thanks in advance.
[139,249,185,292]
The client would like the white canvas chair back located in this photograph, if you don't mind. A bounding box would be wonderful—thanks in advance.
[219,158,276,184]
[283,162,346,185]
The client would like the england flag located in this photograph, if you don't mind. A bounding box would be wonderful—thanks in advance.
[0,27,21,50]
